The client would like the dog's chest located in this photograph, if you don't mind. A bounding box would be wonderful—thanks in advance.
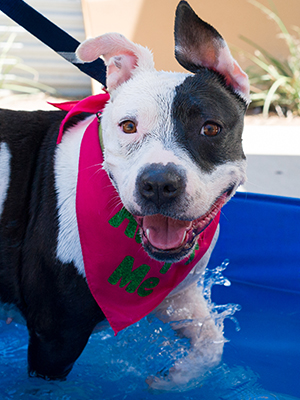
[54,116,94,275]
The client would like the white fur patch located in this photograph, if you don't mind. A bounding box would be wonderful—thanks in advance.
[101,70,189,212]
[0,142,11,217]
[183,158,247,219]
[54,116,94,276]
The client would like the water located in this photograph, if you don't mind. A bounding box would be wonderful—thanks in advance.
[201,259,242,333]
[0,261,298,400]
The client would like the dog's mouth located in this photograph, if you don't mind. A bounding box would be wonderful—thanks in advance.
[134,191,230,261]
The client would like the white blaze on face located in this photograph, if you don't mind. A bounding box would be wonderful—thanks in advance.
[101,70,188,209]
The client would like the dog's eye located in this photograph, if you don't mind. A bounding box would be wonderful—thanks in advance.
[120,120,137,134]
[201,123,221,137]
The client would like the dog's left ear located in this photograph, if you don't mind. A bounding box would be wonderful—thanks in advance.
[174,1,250,103]
[76,33,154,91]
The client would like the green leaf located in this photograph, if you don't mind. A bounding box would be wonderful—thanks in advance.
[248,0,298,58]
[240,35,292,76]
[263,76,290,117]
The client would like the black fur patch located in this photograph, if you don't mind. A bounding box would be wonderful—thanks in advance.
[175,1,224,73]
[172,69,247,173]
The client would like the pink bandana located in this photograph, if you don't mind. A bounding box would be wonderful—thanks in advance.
[54,94,220,334]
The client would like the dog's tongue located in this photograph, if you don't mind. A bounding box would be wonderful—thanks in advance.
[143,215,192,250]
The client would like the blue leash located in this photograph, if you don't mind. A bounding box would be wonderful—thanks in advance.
[0,0,107,87]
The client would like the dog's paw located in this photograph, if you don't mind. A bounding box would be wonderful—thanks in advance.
[146,372,179,392]
[146,363,204,392]
[146,327,225,392]
[146,365,188,392]
[146,345,223,392]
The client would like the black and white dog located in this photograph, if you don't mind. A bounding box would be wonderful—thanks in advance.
[0,1,249,389]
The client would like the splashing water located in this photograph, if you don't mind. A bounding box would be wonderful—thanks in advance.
[0,260,298,399]
[201,259,242,333]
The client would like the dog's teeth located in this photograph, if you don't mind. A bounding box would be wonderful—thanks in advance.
[146,228,150,239]
[181,231,187,245]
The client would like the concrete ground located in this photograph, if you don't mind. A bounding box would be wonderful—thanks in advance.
[241,122,300,199]
[0,93,299,200]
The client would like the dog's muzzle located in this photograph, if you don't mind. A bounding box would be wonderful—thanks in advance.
[133,162,231,261]
[133,163,188,255]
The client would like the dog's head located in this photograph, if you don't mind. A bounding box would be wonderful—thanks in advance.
[76,1,249,263]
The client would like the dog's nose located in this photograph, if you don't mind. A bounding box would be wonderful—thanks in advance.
[137,163,186,207]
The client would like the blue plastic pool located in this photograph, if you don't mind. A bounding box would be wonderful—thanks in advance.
[0,193,299,399]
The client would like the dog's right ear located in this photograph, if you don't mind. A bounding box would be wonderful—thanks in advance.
[76,33,154,91]
[174,1,250,103]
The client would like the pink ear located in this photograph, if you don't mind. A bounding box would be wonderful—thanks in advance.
[213,45,250,102]
[175,1,250,103]
[76,33,154,91]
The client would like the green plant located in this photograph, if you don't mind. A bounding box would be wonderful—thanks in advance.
[240,0,300,117]
[0,32,55,95]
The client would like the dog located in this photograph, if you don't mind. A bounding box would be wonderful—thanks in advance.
[0,0,249,389]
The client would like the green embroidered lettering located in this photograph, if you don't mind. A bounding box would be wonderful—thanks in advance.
[185,243,200,265]
[159,263,172,274]
[109,207,138,239]
[108,256,150,293]
[135,230,142,244]
[137,277,160,297]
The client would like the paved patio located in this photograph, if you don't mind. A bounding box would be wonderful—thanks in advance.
[241,124,300,199]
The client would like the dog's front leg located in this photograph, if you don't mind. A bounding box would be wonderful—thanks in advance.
[149,282,224,391]
[26,304,101,380]
[22,262,105,380]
